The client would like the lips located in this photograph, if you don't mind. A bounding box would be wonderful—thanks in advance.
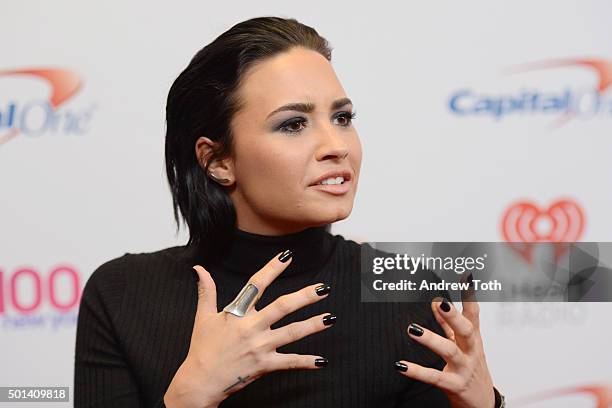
[308,170,352,187]
[309,179,351,195]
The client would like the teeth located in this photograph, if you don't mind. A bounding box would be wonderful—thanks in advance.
[319,176,345,185]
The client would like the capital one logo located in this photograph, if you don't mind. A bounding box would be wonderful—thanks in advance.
[448,57,612,127]
[0,67,96,145]
[500,198,586,263]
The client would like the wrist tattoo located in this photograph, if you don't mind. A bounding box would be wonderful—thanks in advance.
[223,375,251,393]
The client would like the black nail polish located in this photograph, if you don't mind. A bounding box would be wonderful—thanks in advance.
[315,284,331,296]
[315,358,328,367]
[323,313,336,326]
[394,361,408,372]
[440,298,451,313]
[408,323,424,337]
[278,250,293,263]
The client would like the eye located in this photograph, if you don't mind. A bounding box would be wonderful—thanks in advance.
[278,117,308,134]
[334,111,357,127]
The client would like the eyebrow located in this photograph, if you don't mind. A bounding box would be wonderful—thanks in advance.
[266,97,353,119]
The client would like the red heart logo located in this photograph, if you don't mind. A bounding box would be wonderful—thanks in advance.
[501,199,585,263]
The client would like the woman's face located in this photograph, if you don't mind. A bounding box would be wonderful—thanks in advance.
[203,46,362,235]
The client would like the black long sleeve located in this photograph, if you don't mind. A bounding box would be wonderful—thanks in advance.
[74,255,147,407]
[74,226,452,407]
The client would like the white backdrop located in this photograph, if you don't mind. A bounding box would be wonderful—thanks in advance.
[1,1,611,406]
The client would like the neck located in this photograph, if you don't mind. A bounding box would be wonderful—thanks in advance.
[186,224,336,278]
[235,214,327,237]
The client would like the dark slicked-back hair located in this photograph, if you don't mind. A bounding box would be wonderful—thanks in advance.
[165,16,333,257]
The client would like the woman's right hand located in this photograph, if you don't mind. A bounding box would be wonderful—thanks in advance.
[163,250,334,408]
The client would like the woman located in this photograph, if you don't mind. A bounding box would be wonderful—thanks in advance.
[74,16,504,407]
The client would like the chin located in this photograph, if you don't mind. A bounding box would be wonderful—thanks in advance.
[313,204,353,224]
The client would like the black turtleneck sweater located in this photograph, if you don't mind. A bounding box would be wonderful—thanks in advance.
[74,226,452,407]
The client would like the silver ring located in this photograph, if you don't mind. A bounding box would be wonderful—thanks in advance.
[223,282,259,317]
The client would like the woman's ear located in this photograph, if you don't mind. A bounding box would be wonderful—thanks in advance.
[195,136,235,185]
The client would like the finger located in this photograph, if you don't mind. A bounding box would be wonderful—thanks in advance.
[395,360,461,393]
[461,297,481,332]
[432,298,477,352]
[461,299,481,332]
[269,313,335,348]
[460,273,481,330]
[460,272,477,301]
[431,297,455,341]
[268,353,328,371]
[193,265,217,315]
[247,250,294,305]
[406,323,466,367]
[257,282,330,328]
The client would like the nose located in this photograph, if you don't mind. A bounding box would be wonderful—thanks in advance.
[315,125,350,161]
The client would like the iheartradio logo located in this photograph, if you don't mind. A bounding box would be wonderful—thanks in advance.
[501,199,586,263]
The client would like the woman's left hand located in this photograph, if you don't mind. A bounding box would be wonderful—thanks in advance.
[395,296,496,408]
